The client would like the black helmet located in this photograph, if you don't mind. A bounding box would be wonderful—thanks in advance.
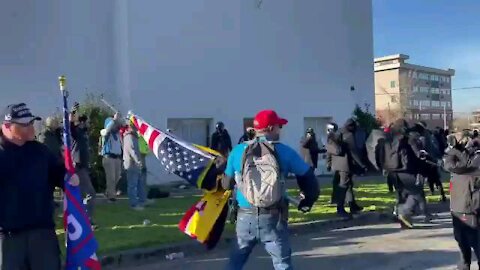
[216,121,225,130]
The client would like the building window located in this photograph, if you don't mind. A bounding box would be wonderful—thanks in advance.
[419,87,430,93]
[447,102,451,107]
[432,101,440,107]
[420,114,430,120]
[446,77,450,83]
[431,88,440,94]
[390,81,396,88]
[413,86,419,92]
[413,100,419,106]
[441,101,447,107]
[432,114,441,120]
[413,71,417,78]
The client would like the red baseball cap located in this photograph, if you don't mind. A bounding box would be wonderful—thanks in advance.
[253,110,288,130]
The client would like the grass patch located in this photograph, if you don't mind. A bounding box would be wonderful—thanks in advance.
[56,178,450,255]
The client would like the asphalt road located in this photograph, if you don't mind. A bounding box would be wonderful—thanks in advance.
[120,212,474,270]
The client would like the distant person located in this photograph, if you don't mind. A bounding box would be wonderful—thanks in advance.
[301,128,321,169]
[38,116,63,164]
[210,121,232,157]
[238,127,256,144]
[70,111,97,226]
[100,113,124,202]
[123,122,147,210]
[222,109,319,270]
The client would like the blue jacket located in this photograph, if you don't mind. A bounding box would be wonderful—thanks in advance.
[100,117,122,156]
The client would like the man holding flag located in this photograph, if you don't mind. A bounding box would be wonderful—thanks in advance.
[0,102,79,270]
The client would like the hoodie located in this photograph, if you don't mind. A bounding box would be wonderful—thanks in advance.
[100,117,122,156]
[123,129,142,170]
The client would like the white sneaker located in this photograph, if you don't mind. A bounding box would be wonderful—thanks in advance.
[132,206,145,211]
[145,199,155,206]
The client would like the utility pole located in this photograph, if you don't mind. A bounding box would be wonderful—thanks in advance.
[443,102,447,130]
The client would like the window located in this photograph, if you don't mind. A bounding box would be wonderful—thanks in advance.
[432,101,440,107]
[447,102,451,107]
[390,81,396,88]
[420,114,430,120]
[447,77,450,83]
[441,101,447,107]
[419,73,430,80]
[413,71,417,78]
[413,86,419,92]
[419,87,430,93]
[432,114,441,120]
[413,100,419,106]
[431,88,440,94]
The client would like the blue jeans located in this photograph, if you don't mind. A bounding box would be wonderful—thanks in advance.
[126,168,147,207]
[226,210,293,270]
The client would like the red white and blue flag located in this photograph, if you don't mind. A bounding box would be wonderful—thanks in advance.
[61,83,101,270]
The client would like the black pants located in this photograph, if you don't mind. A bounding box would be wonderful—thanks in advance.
[426,168,446,198]
[452,213,480,269]
[331,173,340,204]
[1,228,60,270]
[334,171,357,212]
[394,173,429,217]
[387,172,397,192]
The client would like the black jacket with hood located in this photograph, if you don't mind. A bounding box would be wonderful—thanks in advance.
[327,119,366,173]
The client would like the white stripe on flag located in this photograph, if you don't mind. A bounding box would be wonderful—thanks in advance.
[152,132,167,159]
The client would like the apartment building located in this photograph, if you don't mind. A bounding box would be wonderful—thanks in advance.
[375,54,455,128]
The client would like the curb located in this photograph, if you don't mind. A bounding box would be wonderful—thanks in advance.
[101,201,450,269]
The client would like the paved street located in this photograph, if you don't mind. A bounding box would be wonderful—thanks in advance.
[120,212,474,270]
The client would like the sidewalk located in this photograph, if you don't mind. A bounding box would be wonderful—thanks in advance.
[101,198,450,269]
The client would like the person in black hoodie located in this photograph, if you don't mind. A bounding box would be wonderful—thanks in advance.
[410,122,447,202]
[71,113,97,226]
[385,119,430,228]
[210,121,232,157]
[302,127,321,169]
[326,119,366,219]
[444,135,480,270]
[0,103,79,270]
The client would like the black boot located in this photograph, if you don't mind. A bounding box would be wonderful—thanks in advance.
[349,202,364,214]
[337,209,353,220]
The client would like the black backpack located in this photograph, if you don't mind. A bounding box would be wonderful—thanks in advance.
[382,135,404,171]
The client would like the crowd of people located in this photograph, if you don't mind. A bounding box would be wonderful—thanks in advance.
[3,100,480,269]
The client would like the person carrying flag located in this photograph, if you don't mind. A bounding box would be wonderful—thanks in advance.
[0,103,79,270]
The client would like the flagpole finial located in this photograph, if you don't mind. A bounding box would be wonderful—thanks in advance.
[58,75,67,91]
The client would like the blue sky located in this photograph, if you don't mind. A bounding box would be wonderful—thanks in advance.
[373,0,480,113]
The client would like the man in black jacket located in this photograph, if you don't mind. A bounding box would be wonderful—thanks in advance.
[326,119,366,219]
[386,119,429,228]
[71,113,96,226]
[210,121,232,157]
[0,103,79,270]
[444,136,480,270]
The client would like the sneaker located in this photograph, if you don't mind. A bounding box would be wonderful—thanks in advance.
[132,206,145,211]
[144,199,155,206]
[398,215,414,229]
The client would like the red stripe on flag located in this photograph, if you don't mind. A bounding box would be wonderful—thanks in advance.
[139,123,148,135]
[85,257,102,270]
[71,231,95,254]
[65,187,92,228]
[148,130,160,150]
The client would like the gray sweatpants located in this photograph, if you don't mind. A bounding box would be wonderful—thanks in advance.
[77,167,96,221]
[103,157,122,199]
[1,228,60,270]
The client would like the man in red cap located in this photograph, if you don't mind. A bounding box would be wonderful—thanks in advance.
[221,109,319,270]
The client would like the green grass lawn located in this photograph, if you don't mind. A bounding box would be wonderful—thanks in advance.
[56,179,450,256]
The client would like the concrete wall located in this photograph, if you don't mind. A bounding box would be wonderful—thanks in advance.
[119,0,374,147]
[0,0,116,116]
[1,0,374,183]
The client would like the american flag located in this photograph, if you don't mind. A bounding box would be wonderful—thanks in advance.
[159,137,211,184]
[130,114,216,188]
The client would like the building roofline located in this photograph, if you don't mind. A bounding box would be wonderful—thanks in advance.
[374,54,409,63]
[374,62,455,75]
